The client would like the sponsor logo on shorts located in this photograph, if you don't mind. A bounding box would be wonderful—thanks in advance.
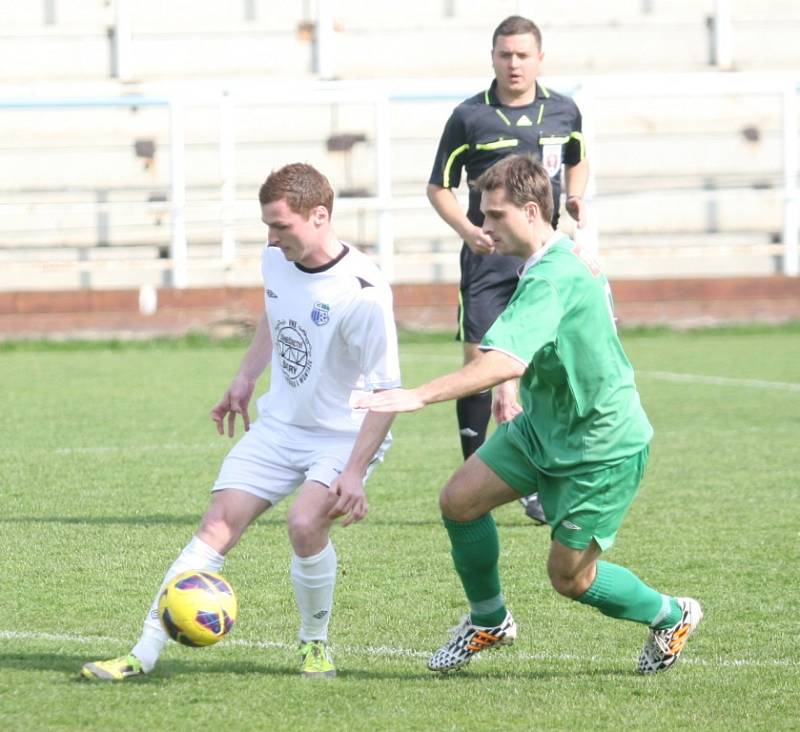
[560,520,582,531]
[266,288,278,299]
[276,319,313,386]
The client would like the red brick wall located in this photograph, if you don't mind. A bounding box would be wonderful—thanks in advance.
[1,277,798,339]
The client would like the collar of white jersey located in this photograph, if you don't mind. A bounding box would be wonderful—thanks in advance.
[293,241,349,273]
[518,233,565,278]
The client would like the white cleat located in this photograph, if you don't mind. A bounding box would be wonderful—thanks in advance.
[637,597,703,674]
[427,611,517,672]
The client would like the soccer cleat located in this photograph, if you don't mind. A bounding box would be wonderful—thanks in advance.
[299,640,336,678]
[80,654,145,681]
[427,611,517,672]
[637,597,703,674]
[519,493,547,525]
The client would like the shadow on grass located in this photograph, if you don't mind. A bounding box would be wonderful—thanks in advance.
[0,514,202,527]
[0,651,296,682]
[0,650,633,684]
[0,515,448,529]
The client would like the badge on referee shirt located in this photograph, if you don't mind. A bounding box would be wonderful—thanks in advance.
[541,144,563,178]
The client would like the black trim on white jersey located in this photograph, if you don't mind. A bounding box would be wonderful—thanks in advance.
[295,243,349,274]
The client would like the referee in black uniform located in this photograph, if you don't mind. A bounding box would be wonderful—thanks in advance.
[427,15,589,524]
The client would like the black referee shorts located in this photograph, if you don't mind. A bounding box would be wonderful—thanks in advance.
[457,245,523,343]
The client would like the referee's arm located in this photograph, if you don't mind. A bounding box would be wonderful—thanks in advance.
[426,183,494,255]
[564,159,589,228]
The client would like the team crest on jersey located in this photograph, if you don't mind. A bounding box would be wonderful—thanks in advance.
[541,144,563,178]
[311,302,330,326]
[276,319,313,386]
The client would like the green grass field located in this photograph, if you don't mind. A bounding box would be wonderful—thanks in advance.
[1,326,799,731]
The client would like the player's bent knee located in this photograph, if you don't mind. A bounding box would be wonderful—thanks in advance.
[547,564,593,599]
[438,482,475,521]
[197,512,241,555]
[286,510,330,549]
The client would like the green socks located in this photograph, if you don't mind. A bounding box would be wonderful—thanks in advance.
[576,560,681,629]
[444,517,681,631]
[443,514,507,627]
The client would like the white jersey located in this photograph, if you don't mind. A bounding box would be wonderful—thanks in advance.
[256,243,401,435]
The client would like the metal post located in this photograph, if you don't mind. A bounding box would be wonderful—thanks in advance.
[782,84,799,276]
[375,93,394,281]
[219,91,237,267]
[113,0,133,81]
[712,0,733,69]
[43,0,55,25]
[572,83,600,260]
[314,0,335,79]
[169,98,188,288]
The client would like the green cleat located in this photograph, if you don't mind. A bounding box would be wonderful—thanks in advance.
[80,654,145,681]
[299,640,336,678]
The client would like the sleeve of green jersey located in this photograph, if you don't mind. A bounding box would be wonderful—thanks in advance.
[480,275,563,364]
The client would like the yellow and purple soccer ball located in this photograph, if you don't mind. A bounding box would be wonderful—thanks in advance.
[158,570,238,647]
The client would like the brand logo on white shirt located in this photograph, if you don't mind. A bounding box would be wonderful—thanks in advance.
[266,288,278,299]
[311,302,330,326]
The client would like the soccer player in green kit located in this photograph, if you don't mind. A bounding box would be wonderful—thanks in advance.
[359,154,702,674]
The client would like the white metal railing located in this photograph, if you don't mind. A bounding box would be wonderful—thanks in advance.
[0,93,189,285]
[1,71,799,285]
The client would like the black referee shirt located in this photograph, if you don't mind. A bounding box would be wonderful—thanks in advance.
[429,80,585,228]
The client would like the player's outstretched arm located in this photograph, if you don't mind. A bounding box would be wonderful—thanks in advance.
[211,312,273,437]
[358,350,525,413]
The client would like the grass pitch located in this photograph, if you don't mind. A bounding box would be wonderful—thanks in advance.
[1,325,798,731]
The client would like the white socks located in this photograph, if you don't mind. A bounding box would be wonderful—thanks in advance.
[131,535,224,672]
[130,536,336,670]
[291,540,337,643]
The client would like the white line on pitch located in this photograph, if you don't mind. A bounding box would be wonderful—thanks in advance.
[638,370,800,392]
[2,629,798,670]
[405,353,800,392]
[47,443,223,455]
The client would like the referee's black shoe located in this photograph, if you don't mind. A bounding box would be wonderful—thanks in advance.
[519,493,547,525]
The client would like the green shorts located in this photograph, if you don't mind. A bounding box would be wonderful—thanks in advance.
[478,422,650,551]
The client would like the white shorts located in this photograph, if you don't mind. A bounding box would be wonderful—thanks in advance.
[212,416,390,506]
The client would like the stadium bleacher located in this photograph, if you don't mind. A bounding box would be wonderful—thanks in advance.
[0,0,798,290]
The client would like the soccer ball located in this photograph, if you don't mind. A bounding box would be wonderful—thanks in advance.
[158,570,238,647]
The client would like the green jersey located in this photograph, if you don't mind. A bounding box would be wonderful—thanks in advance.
[481,235,653,476]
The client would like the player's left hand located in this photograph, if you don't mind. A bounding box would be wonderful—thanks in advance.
[328,471,368,527]
[354,388,424,413]
[565,195,587,229]
[492,379,522,424]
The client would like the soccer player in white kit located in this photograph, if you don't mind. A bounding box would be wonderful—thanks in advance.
[81,163,401,680]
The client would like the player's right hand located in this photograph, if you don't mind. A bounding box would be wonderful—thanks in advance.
[466,227,496,255]
[210,376,254,437]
